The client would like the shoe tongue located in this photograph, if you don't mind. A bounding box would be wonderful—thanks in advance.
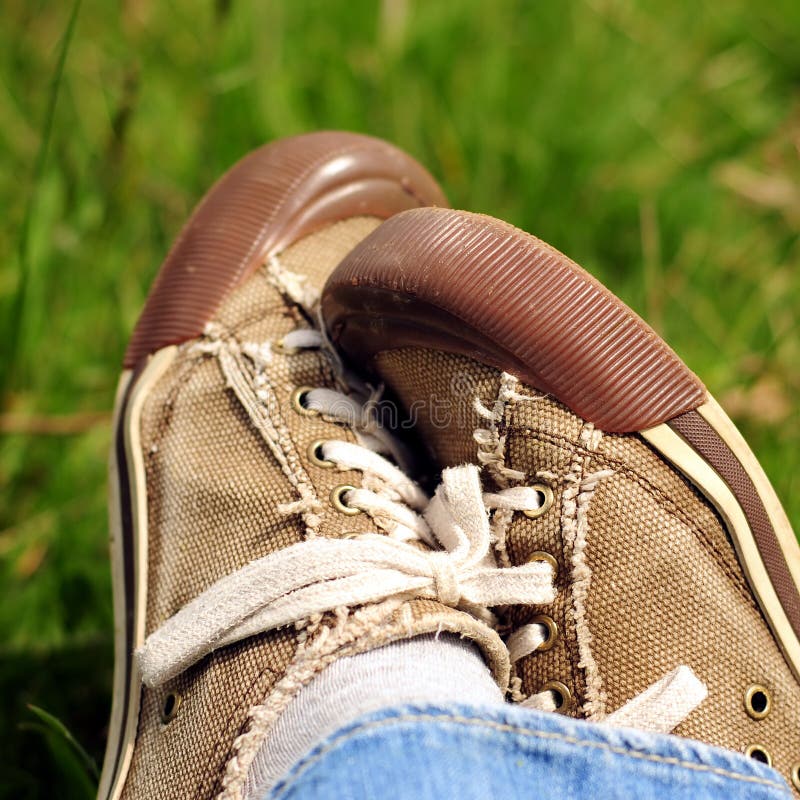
[374,347,505,468]
[275,216,382,294]
[213,216,383,335]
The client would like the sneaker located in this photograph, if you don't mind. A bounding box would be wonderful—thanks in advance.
[322,206,800,792]
[100,137,515,800]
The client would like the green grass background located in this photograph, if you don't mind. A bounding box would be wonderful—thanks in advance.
[1,0,799,796]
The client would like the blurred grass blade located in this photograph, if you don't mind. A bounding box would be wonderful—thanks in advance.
[26,703,99,784]
[3,0,81,393]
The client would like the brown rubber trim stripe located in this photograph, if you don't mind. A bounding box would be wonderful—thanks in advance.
[124,132,447,367]
[669,410,800,638]
[322,208,705,432]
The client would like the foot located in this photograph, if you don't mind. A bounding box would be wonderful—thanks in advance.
[322,206,800,793]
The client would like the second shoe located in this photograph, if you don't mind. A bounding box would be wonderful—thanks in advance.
[322,206,800,794]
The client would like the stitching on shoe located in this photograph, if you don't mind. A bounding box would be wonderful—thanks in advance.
[198,637,288,800]
[561,423,610,720]
[220,272,314,349]
[137,326,326,795]
[215,600,405,800]
[216,602,511,800]
[216,337,323,536]
[149,353,203,444]
[518,428,726,557]
[473,372,528,487]
[473,372,525,571]
[270,712,792,798]
[265,254,320,314]
[219,300,290,339]
[493,388,589,707]
[507,427,757,612]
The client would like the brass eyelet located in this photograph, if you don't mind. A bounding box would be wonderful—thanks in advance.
[744,684,772,721]
[161,691,181,724]
[526,550,558,577]
[529,614,559,652]
[330,484,361,516]
[790,763,800,792]
[539,680,573,712]
[291,386,320,417]
[522,484,554,519]
[744,744,773,767]
[308,439,335,468]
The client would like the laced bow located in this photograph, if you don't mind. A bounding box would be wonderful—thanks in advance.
[136,465,555,688]
[146,323,708,736]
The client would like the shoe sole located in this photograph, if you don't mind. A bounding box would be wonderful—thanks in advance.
[100,133,447,800]
[321,206,800,681]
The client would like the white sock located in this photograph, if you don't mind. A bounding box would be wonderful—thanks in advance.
[243,633,502,798]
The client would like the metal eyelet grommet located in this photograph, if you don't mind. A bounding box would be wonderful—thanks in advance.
[291,386,320,417]
[526,550,558,577]
[539,680,573,712]
[161,691,181,724]
[744,684,772,721]
[308,439,335,468]
[522,484,555,519]
[744,744,773,767]
[330,485,361,516]
[529,614,559,652]
[790,763,800,792]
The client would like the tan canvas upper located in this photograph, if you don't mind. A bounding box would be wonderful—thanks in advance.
[374,346,800,794]
[119,222,509,800]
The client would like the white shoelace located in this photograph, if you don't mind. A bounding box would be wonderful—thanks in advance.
[495,471,708,731]
[137,464,555,688]
[137,328,557,688]
[140,326,707,733]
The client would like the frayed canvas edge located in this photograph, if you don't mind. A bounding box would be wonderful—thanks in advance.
[216,599,509,800]
[562,424,614,720]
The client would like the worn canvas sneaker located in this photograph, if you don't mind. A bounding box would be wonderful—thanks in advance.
[99,137,520,800]
[322,207,800,793]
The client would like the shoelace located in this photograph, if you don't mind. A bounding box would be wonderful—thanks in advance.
[490,472,708,732]
[137,464,555,687]
[140,325,707,733]
[138,328,557,687]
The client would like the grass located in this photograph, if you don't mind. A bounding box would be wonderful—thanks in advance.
[1,0,799,795]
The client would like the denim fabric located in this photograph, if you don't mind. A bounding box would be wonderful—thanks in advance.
[266,702,791,800]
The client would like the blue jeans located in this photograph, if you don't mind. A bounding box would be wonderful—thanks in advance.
[265,702,791,800]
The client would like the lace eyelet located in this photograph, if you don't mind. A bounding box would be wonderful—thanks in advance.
[522,484,554,519]
[330,485,361,516]
[791,763,800,791]
[526,550,558,578]
[308,439,335,468]
[744,684,772,720]
[529,614,559,652]
[539,680,572,712]
[744,744,772,767]
[291,386,320,417]
[161,691,181,724]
